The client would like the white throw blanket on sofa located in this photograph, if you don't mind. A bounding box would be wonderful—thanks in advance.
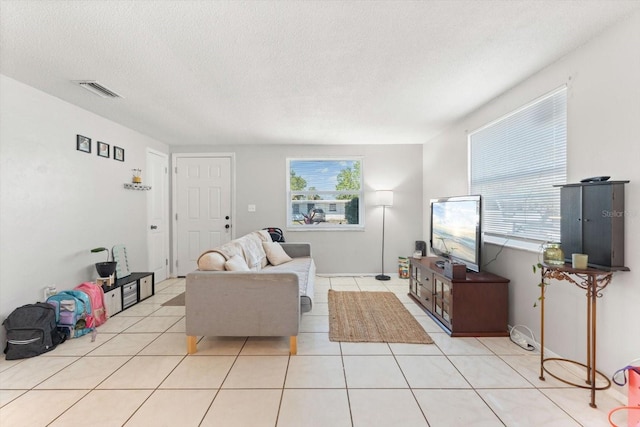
[235,231,269,270]
[197,230,271,271]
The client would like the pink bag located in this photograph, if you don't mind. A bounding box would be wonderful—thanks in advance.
[609,364,640,427]
[630,368,640,427]
[74,282,108,327]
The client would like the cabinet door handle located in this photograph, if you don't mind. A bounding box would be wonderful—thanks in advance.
[150,225,158,230]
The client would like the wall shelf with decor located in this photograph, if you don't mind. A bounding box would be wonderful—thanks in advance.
[123,183,152,191]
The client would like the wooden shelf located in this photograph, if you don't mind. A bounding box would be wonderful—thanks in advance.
[101,272,155,316]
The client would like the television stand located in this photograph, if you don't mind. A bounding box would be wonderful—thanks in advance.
[408,257,510,336]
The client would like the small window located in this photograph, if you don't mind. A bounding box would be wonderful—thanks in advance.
[469,87,567,243]
[287,158,364,230]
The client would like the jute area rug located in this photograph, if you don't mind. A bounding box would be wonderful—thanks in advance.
[328,290,433,344]
[162,292,185,306]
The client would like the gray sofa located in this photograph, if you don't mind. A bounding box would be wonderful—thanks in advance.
[185,232,315,355]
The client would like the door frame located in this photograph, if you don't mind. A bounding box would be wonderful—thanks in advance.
[170,152,236,277]
[147,148,169,281]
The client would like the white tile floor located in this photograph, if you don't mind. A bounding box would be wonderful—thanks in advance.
[0,276,627,426]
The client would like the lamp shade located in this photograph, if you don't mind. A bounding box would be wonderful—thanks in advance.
[376,190,394,207]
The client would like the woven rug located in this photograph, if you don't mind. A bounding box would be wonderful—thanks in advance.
[162,292,185,306]
[328,290,433,344]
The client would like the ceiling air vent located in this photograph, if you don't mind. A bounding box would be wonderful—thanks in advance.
[73,80,122,98]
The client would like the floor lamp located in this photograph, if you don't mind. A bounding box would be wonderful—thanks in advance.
[375,190,393,281]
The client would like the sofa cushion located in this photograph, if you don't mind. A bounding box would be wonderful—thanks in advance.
[265,257,314,294]
[197,251,226,271]
[225,255,251,271]
[265,256,315,313]
[263,242,292,266]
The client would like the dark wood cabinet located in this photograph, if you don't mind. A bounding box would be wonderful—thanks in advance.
[558,181,629,270]
[409,257,509,337]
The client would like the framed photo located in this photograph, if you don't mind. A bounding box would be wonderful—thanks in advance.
[76,135,91,153]
[97,141,110,158]
[114,146,125,162]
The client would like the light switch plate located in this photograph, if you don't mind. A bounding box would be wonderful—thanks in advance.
[248,204,256,212]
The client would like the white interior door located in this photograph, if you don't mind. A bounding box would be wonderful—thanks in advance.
[147,149,169,282]
[175,156,232,276]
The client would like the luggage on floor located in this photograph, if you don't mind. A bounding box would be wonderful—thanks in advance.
[46,290,95,339]
[3,303,66,360]
[74,282,108,327]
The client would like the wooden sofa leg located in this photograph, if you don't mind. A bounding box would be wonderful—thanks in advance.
[290,336,297,355]
[187,336,197,354]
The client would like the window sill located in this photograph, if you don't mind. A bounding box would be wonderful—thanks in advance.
[287,225,365,232]
[484,234,544,254]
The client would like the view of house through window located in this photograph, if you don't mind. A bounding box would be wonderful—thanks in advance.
[287,158,364,229]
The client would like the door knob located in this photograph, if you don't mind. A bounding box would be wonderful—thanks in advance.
[150,225,158,230]
[225,215,230,220]
[225,224,230,229]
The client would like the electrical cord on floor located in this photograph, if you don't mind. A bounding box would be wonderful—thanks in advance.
[509,324,536,351]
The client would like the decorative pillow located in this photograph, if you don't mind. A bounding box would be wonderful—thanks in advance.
[262,241,292,266]
[225,254,251,271]
[256,229,273,242]
[197,251,226,271]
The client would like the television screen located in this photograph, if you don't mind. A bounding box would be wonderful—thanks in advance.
[430,195,482,272]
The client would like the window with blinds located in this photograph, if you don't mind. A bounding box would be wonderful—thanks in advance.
[469,87,567,243]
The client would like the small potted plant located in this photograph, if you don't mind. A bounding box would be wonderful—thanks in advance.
[91,247,117,278]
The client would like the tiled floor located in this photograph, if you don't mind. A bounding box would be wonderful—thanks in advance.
[0,276,627,426]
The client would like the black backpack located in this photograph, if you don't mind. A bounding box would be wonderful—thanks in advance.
[3,303,66,360]
[263,227,285,243]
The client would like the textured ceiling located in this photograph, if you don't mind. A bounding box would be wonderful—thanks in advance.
[1,1,639,146]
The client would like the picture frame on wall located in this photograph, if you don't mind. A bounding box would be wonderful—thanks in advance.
[114,146,125,162]
[76,135,91,153]
[97,141,110,158]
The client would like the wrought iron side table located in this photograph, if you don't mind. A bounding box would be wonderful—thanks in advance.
[538,263,614,408]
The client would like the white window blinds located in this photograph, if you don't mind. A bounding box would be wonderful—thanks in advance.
[469,87,567,242]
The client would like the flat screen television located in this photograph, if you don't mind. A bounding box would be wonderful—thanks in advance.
[430,195,482,272]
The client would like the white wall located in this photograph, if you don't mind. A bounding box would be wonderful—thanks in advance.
[0,75,169,344]
[423,11,640,381]
[171,144,423,275]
